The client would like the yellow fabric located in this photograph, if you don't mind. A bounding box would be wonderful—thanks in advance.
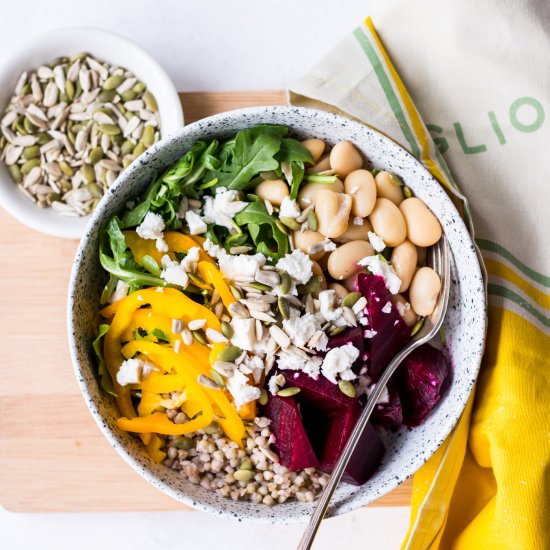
[289,11,550,549]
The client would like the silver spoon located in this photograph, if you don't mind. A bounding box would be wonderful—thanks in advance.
[298,235,451,549]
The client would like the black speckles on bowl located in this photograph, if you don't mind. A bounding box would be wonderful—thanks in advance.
[67,106,486,523]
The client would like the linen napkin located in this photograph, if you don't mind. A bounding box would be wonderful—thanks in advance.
[289,2,550,548]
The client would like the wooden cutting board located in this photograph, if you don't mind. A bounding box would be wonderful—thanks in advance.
[0,91,412,513]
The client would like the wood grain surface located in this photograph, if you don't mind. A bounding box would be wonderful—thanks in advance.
[0,91,412,513]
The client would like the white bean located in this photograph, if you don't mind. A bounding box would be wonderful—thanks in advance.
[409,267,441,316]
[302,138,325,162]
[293,229,326,260]
[315,190,352,238]
[344,169,377,217]
[399,197,442,247]
[254,179,289,206]
[374,171,404,205]
[327,240,374,280]
[390,239,417,292]
[297,180,343,208]
[328,282,349,300]
[329,141,363,177]
[368,198,407,247]
[305,154,331,174]
[334,218,373,243]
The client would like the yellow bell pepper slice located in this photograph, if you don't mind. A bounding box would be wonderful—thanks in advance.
[123,340,245,445]
[121,309,211,366]
[117,412,212,435]
[145,434,166,463]
[137,390,186,417]
[124,230,214,266]
[238,400,257,421]
[101,287,220,331]
[197,261,236,310]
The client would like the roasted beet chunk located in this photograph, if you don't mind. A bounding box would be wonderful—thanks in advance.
[289,371,385,485]
[371,380,403,429]
[358,273,410,380]
[264,394,319,471]
[395,344,449,427]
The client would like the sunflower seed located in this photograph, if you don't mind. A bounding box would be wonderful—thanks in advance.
[255,270,280,287]
[229,246,253,255]
[212,361,236,376]
[255,319,264,341]
[197,374,222,390]
[352,296,368,315]
[249,310,276,323]
[228,301,249,318]
[37,66,54,79]
[180,328,193,345]
[342,306,358,327]
[240,299,271,313]
[188,318,207,330]
[206,328,227,343]
[269,325,291,348]
[259,446,280,463]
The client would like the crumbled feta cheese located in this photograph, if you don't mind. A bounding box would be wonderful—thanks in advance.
[275,249,313,284]
[226,369,261,410]
[230,318,257,351]
[268,373,286,395]
[381,301,392,314]
[185,210,207,234]
[395,300,410,317]
[136,212,168,252]
[219,253,266,281]
[180,246,200,273]
[367,383,390,405]
[364,329,377,338]
[353,216,364,226]
[202,238,226,260]
[310,331,329,352]
[322,238,337,252]
[321,344,359,384]
[318,290,346,326]
[282,312,320,347]
[109,280,130,304]
[279,197,301,219]
[241,355,264,384]
[116,358,155,386]
[359,317,369,326]
[202,187,248,230]
[357,254,402,294]
[277,352,323,380]
[368,231,386,252]
[160,255,189,288]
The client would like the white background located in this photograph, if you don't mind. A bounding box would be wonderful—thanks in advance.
[0,1,411,548]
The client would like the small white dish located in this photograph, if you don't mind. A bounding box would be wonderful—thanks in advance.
[0,27,183,239]
[68,106,486,523]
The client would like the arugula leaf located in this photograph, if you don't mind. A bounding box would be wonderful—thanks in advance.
[234,195,289,260]
[208,127,285,191]
[276,138,314,164]
[100,273,118,305]
[93,324,116,397]
[99,217,165,289]
[121,178,162,228]
[152,328,170,343]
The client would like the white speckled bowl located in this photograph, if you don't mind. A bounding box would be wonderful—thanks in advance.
[68,106,486,523]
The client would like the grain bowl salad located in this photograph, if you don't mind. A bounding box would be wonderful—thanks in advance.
[95,125,449,505]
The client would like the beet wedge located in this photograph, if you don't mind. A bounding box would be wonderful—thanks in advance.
[264,393,320,471]
[396,344,449,427]
[358,273,410,381]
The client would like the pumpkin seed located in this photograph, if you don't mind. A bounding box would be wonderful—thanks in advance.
[277,272,292,295]
[229,285,243,300]
[192,329,209,345]
[277,387,301,397]
[297,275,321,295]
[220,321,234,339]
[133,142,146,157]
[197,374,221,390]
[23,116,37,134]
[239,458,254,471]
[249,281,271,292]
[338,380,356,398]
[22,145,40,160]
[141,125,155,147]
[411,317,424,337]
[143,91,158,112]
[103,74,124,90]
[21,158,41,175]
[65,79,75,100]
[307,209,318,231]
[173,436,195,450]
[98,123,121,136]
[403,186,413,199]
[81,164,95,183]
[217,346,242,363]
[59,161,74,177]
[8,164,22,183]
[258,388,269,406]
[329,325,346,336]
[389,173,403,187]
[121,89,137,102]
[120,140,134,155]
[132,81,146,94]
[277,297,290,320]
[122,155,134,168]
[279,216,301,230]
[342,291,362,309]
[371,168,380,177]
[98,89,116,103]
[203,421,220,434]
[275,220,288,234]
[233,469,255,482]
[89,146,104,164]
[210,369,226,388]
